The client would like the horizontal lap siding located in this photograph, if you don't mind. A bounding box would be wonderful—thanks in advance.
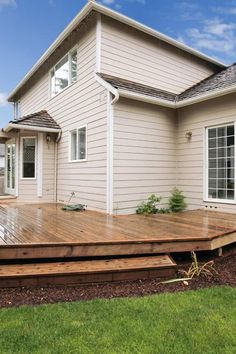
[42,134,55,201]
[113,98,177,214]
[17,131,38,201]
[101,17,217,94]
[17,131,55,202]
[19,24,108,211]
[177,93,236,213]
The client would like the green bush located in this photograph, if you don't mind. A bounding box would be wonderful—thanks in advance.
[136,194,162,214]
[169,188,186,212]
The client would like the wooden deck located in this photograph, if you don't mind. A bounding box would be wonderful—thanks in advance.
[0,255,177,287]
[0,203,235,259]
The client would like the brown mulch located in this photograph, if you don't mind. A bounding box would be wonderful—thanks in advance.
[0,244,235,308]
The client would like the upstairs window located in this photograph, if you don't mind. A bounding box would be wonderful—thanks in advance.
[69,126,87,162]
[51,49,77,97]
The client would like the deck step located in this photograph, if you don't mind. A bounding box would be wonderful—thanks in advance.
[0,255,177,288]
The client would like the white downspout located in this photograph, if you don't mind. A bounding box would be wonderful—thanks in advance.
[95,73,119,214]
[54,130,62,202]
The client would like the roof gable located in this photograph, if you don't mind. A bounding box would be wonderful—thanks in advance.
[10,110,61,130]
[8,1,225,102]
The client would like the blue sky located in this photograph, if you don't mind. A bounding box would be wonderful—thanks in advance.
[1,0,236,126]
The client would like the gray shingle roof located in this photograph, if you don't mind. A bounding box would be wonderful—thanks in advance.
[99,74,176,102]
[178,63,236,101]
[10,110,61,130]
[100,64,236,104]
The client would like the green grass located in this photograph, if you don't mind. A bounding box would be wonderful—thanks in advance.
[0,287,235,354]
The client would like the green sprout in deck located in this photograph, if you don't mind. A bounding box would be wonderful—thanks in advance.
[136,194,162,214]
[169,188,187,212]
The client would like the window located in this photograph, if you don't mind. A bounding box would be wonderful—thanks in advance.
[51,49,77,97]
[22,137,36,178]
[207,124,235,201]
[69,126,87,162]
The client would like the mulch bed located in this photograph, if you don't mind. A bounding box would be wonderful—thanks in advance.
[0,244,235,308]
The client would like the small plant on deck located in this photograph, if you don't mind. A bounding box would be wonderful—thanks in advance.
[168,188,186,212]
[136,194,162,214]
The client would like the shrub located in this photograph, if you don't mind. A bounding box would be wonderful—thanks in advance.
[169,188,186,212]
[136,194,162,215]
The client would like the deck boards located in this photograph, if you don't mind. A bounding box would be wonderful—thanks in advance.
[0,255,176,277]
[0,255,177,287]
[0,203,235,258]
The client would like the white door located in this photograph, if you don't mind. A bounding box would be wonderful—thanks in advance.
[6,141,16,195]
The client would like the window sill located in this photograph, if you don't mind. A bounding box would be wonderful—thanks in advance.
[203,198,236,205]
[20,178,37,181]
[69,159,87,163]
[49,81,77,101]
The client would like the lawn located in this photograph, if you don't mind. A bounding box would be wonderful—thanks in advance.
[0,286,235,354]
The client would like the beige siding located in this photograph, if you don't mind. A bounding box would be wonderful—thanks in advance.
[19,23,108,211]
[42,133,55,201]
[113,98,177,214]
[177,93,236,213]
[17,131,56,202]
[101,16,218,94]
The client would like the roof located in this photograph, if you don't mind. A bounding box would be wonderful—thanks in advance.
[8,1,225,102]
[178,63,236,101]
[100,65,236,107]
[99,74,176,102]
[9,110,61,130]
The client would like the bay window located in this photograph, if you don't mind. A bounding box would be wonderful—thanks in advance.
[51,48,77,97]
[207,124,235,201]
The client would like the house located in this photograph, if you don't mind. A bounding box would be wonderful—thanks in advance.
[2,0,236,215]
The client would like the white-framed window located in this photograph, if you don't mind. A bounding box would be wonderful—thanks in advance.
[50,48,77,98]
[21,137,37,179]
[206,123,235,202]
[69,126,87,162]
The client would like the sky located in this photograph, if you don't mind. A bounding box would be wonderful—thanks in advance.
[1,0,236,126]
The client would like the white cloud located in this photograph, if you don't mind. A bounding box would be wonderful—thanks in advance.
[0,0,16,9]
[0,93,7,107]
[178,18,236,64]
[101,0,115,4]
[213,5,236,15]
[100,0,146,9]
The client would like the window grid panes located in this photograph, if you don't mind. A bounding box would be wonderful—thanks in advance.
[51,49,78,97]
[208,124,235,201]
[22,138,36,178]
[70,127,86,161]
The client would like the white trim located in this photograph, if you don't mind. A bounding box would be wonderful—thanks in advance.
[50,46,78,99]
[5,138,17,196]
[118,89,175,108]
[177,85,236,108]
[7,1,225,102]
[96,13,102,73]
[205,122,235,204]
[15,133,19,197]
[95,73,119,103]
[203,127,207,202]
[118,85,236,109]
[37,133,43,197]
[107,92,113,214]
[20,136,37,180]
[68,125,87,162]
[4,123,61,133]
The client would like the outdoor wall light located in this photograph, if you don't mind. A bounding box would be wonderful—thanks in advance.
[185,131,192,140]
[46,134,51,143]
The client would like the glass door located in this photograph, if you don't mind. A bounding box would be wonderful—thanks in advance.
[6,141,16,195]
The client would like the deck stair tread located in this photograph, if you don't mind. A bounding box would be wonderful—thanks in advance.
[0,255,176,278]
